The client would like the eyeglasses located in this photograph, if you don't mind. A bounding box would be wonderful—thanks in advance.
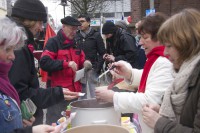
[79,20,86,23]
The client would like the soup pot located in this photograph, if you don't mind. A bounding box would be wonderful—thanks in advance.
[70,99,121,127]
[65,124,129,133]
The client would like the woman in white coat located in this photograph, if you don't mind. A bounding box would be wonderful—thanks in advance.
[95,12,173,133]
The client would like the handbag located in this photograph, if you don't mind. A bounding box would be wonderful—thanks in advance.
[20,98,37,120]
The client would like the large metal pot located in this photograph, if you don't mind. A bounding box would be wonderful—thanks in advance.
[70,99,121,127]
[65,124,129,133]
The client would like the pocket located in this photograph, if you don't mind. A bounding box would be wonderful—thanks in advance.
[57,50,70,61]
[0,107,23,131]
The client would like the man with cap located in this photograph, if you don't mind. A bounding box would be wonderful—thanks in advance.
[8,0,79,127]
[40,16,91,124]
[102,21,139,68]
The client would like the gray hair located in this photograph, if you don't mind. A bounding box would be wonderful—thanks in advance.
[0,17,27,50]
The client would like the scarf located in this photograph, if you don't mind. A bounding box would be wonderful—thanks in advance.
[138,46,165,93]
[159,52,200,121]
[0,61,20,106]
[80,27,92,38]
[61,30,74,45]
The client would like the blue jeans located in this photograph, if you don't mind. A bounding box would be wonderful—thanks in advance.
[0,93,23,133]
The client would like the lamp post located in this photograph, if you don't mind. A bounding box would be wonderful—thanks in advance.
[60,0,68,17]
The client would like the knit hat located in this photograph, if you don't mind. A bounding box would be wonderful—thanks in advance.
[61,16,81,26]
[11,0,47,23]
[115,20,127,30]
[102,21,117,34]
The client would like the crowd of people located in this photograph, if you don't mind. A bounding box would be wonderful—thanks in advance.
[0,0,200,132]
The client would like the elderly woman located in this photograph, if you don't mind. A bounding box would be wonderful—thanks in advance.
[95,12,173,133]
[142,8,200,133]
[0,17,61,133]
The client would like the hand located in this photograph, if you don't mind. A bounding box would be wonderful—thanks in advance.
[84,60,92,70]
[23,116,35,127]
[142,104,161,128]
[103,54,115,62]
[68,61,77,71]
[32,124,61,133]
[108,64,123,80]
[103,53,109,59]
[95,87,114,103]
[112,61,133,80]
[146,103,160,113]
[106,55,115,62]
[62,88,79,100]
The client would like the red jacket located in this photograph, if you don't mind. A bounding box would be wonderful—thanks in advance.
[40,29,85,92]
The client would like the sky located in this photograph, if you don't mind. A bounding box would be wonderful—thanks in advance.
[41,0,71,28]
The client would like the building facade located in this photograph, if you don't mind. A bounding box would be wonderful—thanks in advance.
[0,0,7,16]
[131,0,200,23]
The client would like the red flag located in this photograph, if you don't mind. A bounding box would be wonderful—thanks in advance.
[40,23,56,82]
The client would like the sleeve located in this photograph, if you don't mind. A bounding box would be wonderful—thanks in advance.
[29,87,64,109]
[155,90,200,133]
[40,38,67,72]
[154,117,193,133]
[95,32,106,74]
[10,126,32,133]
[115,34,138,67]
[113,57,173,113]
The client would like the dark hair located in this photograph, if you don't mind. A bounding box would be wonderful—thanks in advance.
[78,14,91,22]
[138,12,168,41]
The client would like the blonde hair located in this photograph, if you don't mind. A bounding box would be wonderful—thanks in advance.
[0,17,26,50]
[158,8,200,64]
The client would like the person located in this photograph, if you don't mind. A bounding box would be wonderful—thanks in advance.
[8,0,79,126]
[95,12,173,133]
[115,20,131,33]
[142,8,200,133]
[0,16,61,133]
[76,14,106,99]
[40,16,90,124]
[102,21,139,68]
[134,20,146,69]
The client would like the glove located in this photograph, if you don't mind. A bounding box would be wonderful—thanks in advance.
[84,60,92,70]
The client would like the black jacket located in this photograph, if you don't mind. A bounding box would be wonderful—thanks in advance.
[106,29,139,68]
[8,26,64,109]
[76,28,106,74]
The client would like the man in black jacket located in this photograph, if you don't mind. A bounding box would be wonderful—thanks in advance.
[76,14,106,98]
[102,21,139,68]
[8,0,79,126]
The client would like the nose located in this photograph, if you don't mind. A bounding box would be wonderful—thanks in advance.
[163,47,168,56]
[8,51,15,61]
[139,37,144,46]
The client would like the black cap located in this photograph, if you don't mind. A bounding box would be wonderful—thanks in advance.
[102,21,117,34]
[61,16,81,26]
[11,0,47,23]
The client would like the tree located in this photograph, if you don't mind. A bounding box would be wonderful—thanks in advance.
[68,0,110,16]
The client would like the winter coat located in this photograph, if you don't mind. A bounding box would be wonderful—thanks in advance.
[113,57,173,133]
[154,60,200,133]
[106,28,139,68]
[8,27,64,109]
[40,29,85,92]
[76,28,106,74]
